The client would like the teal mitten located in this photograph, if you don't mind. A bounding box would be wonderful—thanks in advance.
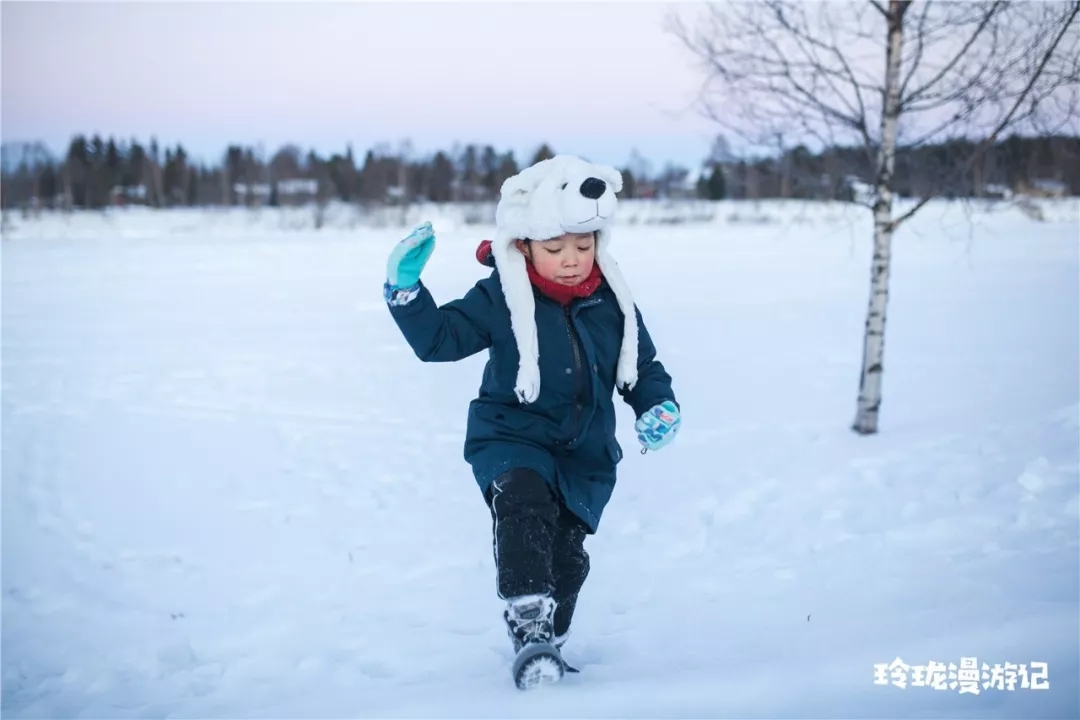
[387,221,436,288]
[635,400,681,452]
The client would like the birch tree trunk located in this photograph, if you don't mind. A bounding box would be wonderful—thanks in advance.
[852,0,909,435]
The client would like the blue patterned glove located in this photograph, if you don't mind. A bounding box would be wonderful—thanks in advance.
[387,221,436,289]
[635,400,680,452]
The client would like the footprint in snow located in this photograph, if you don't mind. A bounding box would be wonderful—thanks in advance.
[358,661,394,679]
[1017,457,1055,496]
[773,568,797,581]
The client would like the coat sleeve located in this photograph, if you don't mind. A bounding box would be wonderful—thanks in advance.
[618,305,678,418]
[385,279,494,362]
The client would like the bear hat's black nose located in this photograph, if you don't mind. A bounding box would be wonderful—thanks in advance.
[579,177,606,200]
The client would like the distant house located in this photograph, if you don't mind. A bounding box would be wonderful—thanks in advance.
[234,178,319,206]
[110,184,148,206]
[982,183,1012,200]
[843,175,875,204]
[681,166,706,198]
[1025,179,1068,198]
[277,178,318,198]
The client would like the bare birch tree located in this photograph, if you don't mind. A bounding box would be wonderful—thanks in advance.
[668,0,1080,434]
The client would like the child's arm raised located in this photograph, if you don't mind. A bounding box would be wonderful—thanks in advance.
[383,222,493,362]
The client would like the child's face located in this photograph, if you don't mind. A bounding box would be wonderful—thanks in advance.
[516,232,596,286]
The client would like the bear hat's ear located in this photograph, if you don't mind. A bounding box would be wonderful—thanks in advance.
[500,157,557,197]
[593,163,623,194]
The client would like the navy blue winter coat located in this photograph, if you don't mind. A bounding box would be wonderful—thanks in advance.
[386,262,677,533]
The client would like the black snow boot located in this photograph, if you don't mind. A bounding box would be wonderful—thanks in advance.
[553,631,579,673]
[503,594,565,689]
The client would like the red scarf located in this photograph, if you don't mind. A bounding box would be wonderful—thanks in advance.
[476,240,603,306]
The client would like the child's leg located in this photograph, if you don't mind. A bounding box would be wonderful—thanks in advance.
[550,504,590,643]
[486,468,558,601]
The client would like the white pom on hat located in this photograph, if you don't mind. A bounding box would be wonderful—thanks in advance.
[490,155,638,403]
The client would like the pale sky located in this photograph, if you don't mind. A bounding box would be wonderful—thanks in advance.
[2,0,720,170]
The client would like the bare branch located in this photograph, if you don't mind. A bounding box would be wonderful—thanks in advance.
[768,2,869,123]
[898,0,932,100]
[892,0,1080,228]
[900,1,1007,110]
[665,0,881,157]
[666,0,1077,214]
[663,0,1080,437]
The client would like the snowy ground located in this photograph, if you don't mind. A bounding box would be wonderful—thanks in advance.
[3,200,1078,718]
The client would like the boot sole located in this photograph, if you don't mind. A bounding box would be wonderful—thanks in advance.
[512,642,564,690]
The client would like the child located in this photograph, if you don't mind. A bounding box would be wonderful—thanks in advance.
[382,155,680,689]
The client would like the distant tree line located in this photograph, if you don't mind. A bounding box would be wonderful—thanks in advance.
[1,132,1076,212]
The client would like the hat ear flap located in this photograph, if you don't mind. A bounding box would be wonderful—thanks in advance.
[490,229,541,403]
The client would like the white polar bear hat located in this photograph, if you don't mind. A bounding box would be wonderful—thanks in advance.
[490,154,638,404]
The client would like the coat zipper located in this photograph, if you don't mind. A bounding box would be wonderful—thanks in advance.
[564,305,586,441]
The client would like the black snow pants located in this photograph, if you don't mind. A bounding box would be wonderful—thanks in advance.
[485,467,591,638]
